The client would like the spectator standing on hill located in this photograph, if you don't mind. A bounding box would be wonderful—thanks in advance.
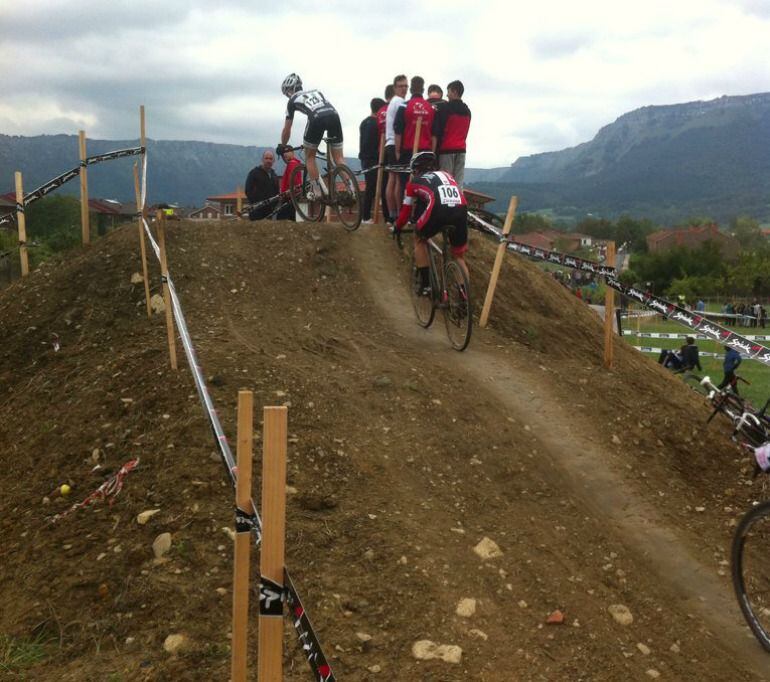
[427,84,446,112]
[245,149,279,220]
[359,97,386,223]
[394,76,435,169]
[432,80,471,188]
[276,144,301,221]
[375,85,395,223]
[385,74,408,225]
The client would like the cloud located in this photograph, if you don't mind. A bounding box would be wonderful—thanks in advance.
[2,0,770,168]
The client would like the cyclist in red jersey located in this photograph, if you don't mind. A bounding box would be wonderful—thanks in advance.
[393,151,469,293]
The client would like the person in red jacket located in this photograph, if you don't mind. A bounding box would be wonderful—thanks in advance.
[432,80,471,188]
[394,76,435,169]
[276,144,302,221]
[394,151,469,293]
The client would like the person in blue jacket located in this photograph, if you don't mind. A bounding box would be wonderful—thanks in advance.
[718,346,742,392]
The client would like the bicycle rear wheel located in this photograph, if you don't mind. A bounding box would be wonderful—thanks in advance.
[330,164,362,231]
[411,251,435,328]
[443,260,472,351]
[289,164,325,222]
[732,500,770,651]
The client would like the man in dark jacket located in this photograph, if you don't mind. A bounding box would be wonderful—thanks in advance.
[359,97,385,223]
[245,150,279,220]
[431,80,471,188]
[680,336,702,372]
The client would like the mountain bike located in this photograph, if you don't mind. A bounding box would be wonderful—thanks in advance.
[396,226,472,351]
[731,429,770,652]
[287,140,362,231]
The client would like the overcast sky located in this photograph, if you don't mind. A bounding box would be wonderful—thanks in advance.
[2,0,769,168]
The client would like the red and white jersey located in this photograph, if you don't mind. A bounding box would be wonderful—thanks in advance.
[395,170,466,231]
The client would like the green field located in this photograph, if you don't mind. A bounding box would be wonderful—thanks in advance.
[621,308,770,409]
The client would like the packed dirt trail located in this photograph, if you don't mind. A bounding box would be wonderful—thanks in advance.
[1,219,769,681]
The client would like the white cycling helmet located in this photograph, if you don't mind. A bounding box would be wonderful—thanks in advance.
[410,151,437,174]
[281,73,303,97]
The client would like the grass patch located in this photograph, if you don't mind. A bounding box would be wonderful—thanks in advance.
[0,633,49,674]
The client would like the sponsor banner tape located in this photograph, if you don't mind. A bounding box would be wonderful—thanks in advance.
[467,210,770,367]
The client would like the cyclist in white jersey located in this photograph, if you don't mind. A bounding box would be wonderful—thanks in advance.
[280,73,344,199]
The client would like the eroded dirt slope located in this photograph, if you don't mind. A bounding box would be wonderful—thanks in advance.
[0,220,767,681]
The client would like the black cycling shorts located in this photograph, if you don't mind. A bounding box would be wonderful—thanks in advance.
[303,112,343,150]
[417,205,468,256]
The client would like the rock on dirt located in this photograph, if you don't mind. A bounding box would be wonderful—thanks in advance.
[150,294,165,314]
[411,640,462,664]
[456,598,477,617]
[473,537,503,560]
[130,272,144,284]
[152,532,172,559]
[136,509,161,525]
[608,603,633,626]
[163,633,189,654]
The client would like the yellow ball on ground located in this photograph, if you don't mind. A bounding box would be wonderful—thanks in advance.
[60,484,71,496]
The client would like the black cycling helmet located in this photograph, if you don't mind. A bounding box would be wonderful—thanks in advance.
[275,143,291,157]
[281,73,302,97]
[410,151,437,174]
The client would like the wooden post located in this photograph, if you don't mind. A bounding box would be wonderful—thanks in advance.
[373,133,385,224]
[604,241,616,368]
[14,172,29,277]
[479,196,518,328]
[236,185,243,218]
[133,163,152,319]
[258,406,287,682]
[231,390,254,682]
[78,130,90,245]
[412,117,423,156]
[156,211,178,370]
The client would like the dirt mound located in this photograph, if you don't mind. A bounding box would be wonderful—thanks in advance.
[0,220,766,680]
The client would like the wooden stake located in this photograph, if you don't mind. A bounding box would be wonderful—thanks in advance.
[373,133,385,224]
[603,241,616,368]
[231,390,254,682]
[479,196,518,328]
[14,172,29,277]
[156,212,177,370]
[258,406,287,682]
[78,130,90,245]
[236,185,243,218]
[133,163,152,319]
[412,117,423,156]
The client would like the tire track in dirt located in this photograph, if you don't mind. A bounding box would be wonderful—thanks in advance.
[350,226,770,679]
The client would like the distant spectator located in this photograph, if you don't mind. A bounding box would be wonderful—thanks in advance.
[680,336,702,372]
[432,79,471,188]
[359,97,386,223]
[427,84,446,113]
[245,150,279,220]
[718,346,742,392]
[276,144,300,221]
[754,301,761,328]
[761,305,767,329]
[696,298,705,312]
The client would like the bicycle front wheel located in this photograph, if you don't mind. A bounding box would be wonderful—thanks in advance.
[443,260,472,351]
[289,164,325,222]
[732,500,770,651]
[411,252,435,328]
[330,164,362,231]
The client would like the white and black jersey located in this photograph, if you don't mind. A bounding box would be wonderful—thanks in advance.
[285,89,337,121]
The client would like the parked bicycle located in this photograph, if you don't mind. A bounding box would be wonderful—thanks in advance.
[287,139,362,231]
[396,226,472,351]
